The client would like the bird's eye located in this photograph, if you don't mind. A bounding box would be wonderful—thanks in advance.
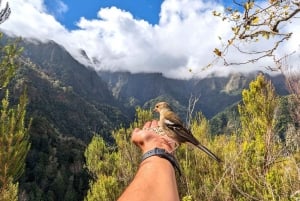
[155,105,158,108]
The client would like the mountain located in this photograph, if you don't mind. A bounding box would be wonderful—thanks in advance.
[3,37,130,200]
[16,39,130,140]
[1,35,290,200]
[98,71,289,119]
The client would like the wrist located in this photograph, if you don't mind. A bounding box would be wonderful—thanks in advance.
[140,140,176,154]
[141,148,181,175]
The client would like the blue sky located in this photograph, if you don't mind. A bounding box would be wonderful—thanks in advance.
[45,0,164,29]
[1,0,299,78]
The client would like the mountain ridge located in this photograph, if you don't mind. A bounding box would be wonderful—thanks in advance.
[1,36,290,200]
[98,70,288,118]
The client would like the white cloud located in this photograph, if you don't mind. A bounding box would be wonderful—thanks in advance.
[0,0,68,42]
[0,0,299,79]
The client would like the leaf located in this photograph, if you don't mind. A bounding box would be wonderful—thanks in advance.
[213,48,222,56]
[251,16,259,24]
[226,7,232,12]
[244,2,254,10]
[232,12,240,20]
[262,32,270,39]
[269,0,278,4]
[212,10,221,16]
[232,27,240,35]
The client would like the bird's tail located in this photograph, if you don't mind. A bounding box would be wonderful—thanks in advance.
[196,144,222,163]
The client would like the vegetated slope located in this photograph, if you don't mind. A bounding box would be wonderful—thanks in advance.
[1,35,290,200]
[6,38,130,201]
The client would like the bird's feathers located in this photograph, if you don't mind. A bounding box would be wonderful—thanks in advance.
[196,144,222,163]
[154,101,222,163]
[164,119,199,145]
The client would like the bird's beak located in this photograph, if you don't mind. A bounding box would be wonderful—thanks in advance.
[153,108,157,113]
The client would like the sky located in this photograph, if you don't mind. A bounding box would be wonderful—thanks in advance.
[45,0,164,29]
[0,0,299,79]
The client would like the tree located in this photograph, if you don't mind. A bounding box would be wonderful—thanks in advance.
[231,74,288,200]
[84,107,152,201]
[280,61,300,179]
[211,0,299,69]
[176,112,224,200]
[0,51,30,200]
[177,74,299,200]
[0,1,12,88]
[0,4,31,198]
[238,74,279,172]
[85,76,299,200]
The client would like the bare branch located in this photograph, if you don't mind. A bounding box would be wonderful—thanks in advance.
[210,0,299,70]
[0,2,10,24]
[272,8,300,32]
[186,94,200,128]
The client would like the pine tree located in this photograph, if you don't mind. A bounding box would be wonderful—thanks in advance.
[238,73,279,173]
[230,73,299,200]
[0,32,31,200]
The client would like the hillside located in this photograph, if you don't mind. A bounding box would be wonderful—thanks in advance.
[5,38,130,200]
[1,36,291,200]
[99,70,288,118]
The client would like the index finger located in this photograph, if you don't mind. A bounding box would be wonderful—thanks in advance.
[150,120,159,128]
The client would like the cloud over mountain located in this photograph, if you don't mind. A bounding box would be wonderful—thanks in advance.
[1,0,299,78]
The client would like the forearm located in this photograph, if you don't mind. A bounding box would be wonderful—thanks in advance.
[117,156,180,201]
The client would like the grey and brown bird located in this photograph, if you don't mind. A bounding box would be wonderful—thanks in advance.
[153,101,222,163]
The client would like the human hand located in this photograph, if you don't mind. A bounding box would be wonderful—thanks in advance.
[131,120,177,154]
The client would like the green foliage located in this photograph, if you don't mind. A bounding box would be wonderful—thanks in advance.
[225,74,298,200]
[85,174,119,201]
[85,74,299,201]
[210,104,240,135]
[84,107,153,200]
[3,35,128,200]
[85,135,119,179]
[238,74,280,171]
[176,113,229,200]
[20,117,89,201]
[0,90,31,186]
[0,178,18,201]
[239,74,278,139]
[0,32,30,201]
[0,33,23,89]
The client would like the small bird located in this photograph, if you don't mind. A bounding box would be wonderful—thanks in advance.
[153,101,222,163]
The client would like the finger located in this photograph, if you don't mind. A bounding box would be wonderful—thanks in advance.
[133,128,140,133]
[142,121,151,129]
[150,120,158,128]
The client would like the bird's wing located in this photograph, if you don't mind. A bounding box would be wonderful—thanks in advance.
[163,111,222,163]
[163,111,200,145]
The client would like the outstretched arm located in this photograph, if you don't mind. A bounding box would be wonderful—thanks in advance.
[117,120,180,201]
